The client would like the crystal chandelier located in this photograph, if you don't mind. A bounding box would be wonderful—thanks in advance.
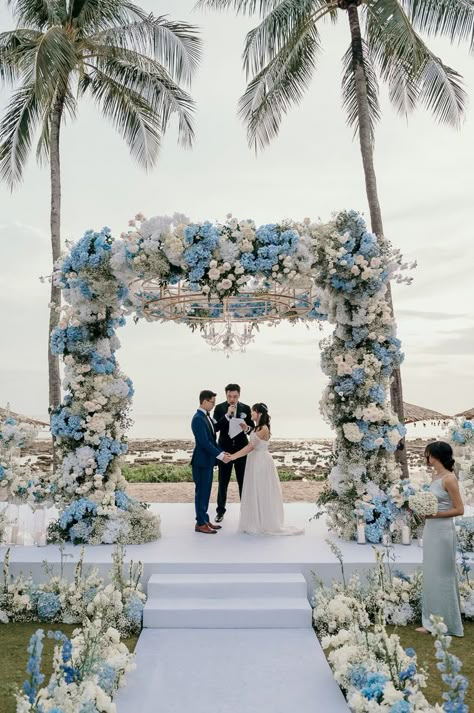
[201,319,255,358]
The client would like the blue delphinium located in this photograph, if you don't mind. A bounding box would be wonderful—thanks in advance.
[23,629,45,704]
[37,592,61,620]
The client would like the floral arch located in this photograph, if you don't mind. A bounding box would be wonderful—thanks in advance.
[2,210,410,544]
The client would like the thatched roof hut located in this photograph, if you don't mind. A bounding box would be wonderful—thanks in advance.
[0,406,49,428]
[454,408,474,420]
[392,402,451,424]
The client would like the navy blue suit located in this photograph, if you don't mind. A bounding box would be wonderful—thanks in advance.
[191,410,223,525]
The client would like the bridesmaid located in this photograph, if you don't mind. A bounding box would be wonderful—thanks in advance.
[416,441,464,637]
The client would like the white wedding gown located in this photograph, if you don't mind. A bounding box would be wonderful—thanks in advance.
[238,433,304,536]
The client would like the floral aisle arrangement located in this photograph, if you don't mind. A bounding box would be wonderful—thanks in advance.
[15,616,135,713]
[312,546,470,712]
[0,545,146,636]
[49,209,412,542]
[314,211,411,540]
[448,418,474,506]
[0,415,56,506]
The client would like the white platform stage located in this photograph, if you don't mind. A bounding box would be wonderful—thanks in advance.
[0,503,424,591]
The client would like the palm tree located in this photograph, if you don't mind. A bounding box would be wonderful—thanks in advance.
[0,0,201,419]
[197,0,473,476]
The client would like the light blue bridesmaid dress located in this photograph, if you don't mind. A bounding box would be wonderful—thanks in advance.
[422,476,464,636]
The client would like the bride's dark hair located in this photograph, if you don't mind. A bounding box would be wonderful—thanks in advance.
[425,441,456,473]
[252,403,271,433]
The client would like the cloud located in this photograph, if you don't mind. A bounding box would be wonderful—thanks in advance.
[397,309,468,321]
[431,326,474,355]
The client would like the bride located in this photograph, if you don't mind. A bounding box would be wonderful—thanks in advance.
[230,403,304,536]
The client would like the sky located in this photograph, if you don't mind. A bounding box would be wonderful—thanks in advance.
[0,1,473,439]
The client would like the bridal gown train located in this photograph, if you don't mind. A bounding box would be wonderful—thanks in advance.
[238,433,304,536]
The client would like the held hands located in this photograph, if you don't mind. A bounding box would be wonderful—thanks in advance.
[222,452,232,463]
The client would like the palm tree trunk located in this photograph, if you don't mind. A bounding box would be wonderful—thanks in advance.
[49,92,65,464]
[346,3,409,477]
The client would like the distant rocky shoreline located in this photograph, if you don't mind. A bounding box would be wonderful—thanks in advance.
[24,437,429,476]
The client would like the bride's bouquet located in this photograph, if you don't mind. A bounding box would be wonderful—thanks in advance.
[408,491,438,519]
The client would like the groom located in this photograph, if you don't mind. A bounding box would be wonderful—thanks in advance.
[191,390,231,534]
[213,383,254,523]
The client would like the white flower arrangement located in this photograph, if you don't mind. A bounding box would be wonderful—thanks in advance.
[312,548,471,712]
[0,545,146,636]
[408,491,438,518]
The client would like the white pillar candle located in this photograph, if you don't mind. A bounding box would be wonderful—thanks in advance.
[357,523,366,544]
[11,524,19,545]
[37,533,47,547]
[401,525,411,545]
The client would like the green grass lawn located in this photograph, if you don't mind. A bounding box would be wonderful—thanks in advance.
[123,462,297,482]
[387,622,474,708]
[0,623,138,713]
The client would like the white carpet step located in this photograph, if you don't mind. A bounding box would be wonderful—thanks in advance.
[143,596,312,628]
[146,572,308,599]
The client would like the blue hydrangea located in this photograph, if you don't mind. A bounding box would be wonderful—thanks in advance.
[361,672,387,701]
[97,662,117,694]
[0,465,5,481]
[37,592,61,620]
[125,593,144,626]
[59,498,97,530]
[369,385,386,404]
[389,701,411,713]
[115,490,133,511]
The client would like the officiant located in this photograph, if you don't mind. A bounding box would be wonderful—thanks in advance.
[213,383,254,523]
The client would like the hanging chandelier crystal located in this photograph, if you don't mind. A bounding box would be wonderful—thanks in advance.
[201,319,255,358]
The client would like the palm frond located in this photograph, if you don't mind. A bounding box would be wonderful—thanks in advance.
[196,0,337,19]
[241,0,326,78]
[33,26,77,101]
[90,15,201,85]
[366,0,467,125]
[403,0,474,51]
[86,47,196,147]
[0,80,40,185]
[82,67,161,168]
[0,29,42,84]
[238,21,321,151]
[6,0,65,30]
[341,41,381,144]
[419,56,466,127]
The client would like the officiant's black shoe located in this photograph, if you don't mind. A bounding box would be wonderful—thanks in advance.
[195,524,217,534]
[215,514,224,523]
[207,522,222,530]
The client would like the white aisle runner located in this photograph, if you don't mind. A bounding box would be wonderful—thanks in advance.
[115,570,349,713]
[116,629,348,713]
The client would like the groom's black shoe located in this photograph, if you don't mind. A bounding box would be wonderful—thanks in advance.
[215,514,224,523]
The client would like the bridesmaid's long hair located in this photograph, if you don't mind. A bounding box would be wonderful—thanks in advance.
[252,403,271,433]
[425,441,456,473]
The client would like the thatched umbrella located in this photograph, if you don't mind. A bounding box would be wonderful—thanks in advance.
[454,408,474,420]
[0,406,49,428]
[391,402,451,424]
